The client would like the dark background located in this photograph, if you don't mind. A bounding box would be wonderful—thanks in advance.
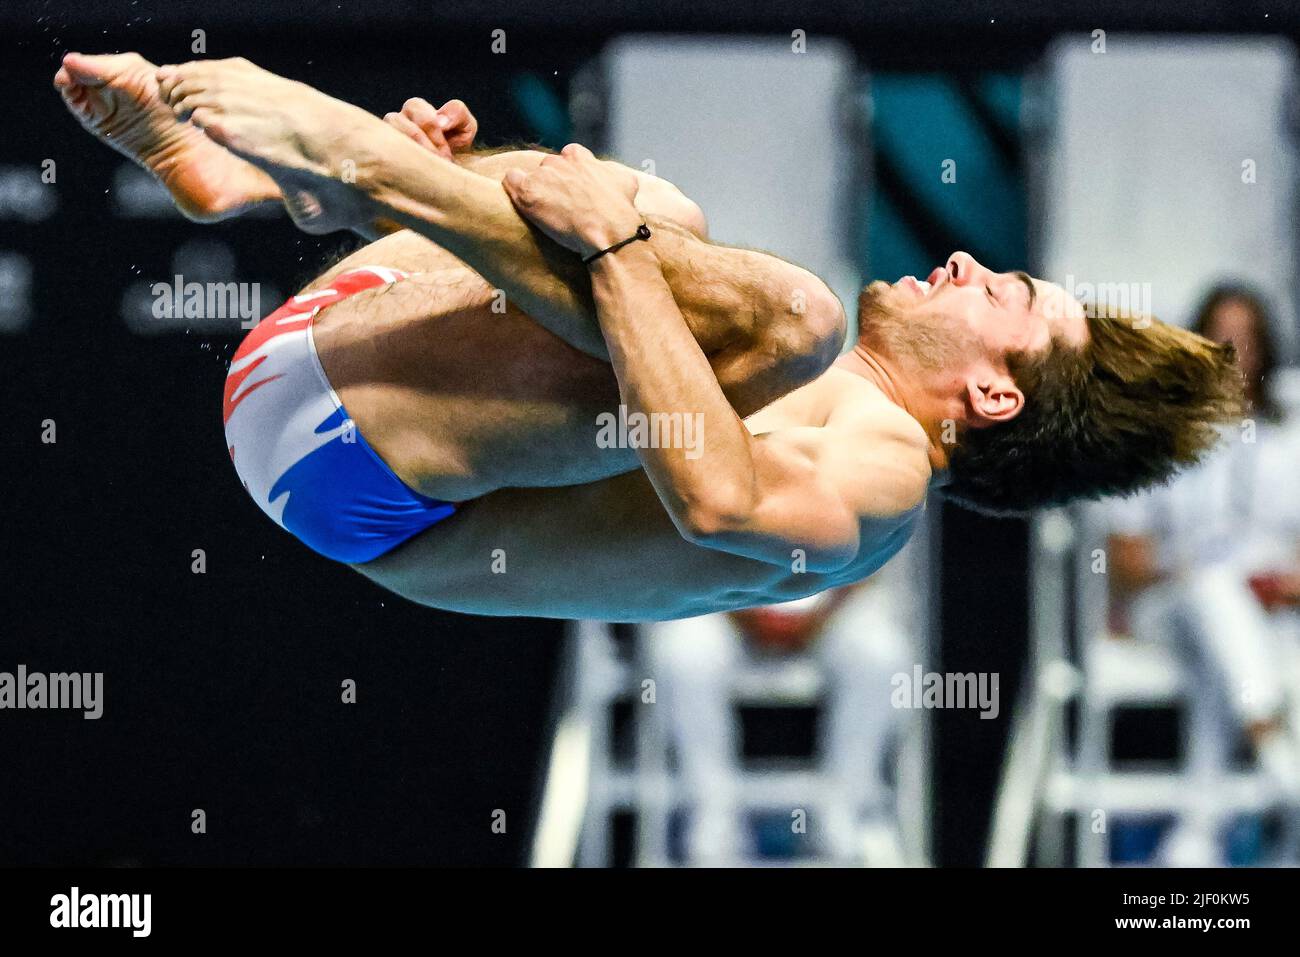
[1,0,1291,867]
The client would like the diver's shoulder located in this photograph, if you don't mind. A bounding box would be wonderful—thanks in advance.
[818,375,931,516]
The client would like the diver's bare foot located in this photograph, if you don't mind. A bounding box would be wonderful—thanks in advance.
[155,57,388,234]
[54,52,280,222]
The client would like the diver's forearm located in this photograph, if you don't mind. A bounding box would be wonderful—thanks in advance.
[588,242,757,527]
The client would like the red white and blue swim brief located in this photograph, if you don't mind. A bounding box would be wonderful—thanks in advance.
[223,266,456,563]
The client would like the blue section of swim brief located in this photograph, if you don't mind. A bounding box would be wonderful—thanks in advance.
[269,406,457,564]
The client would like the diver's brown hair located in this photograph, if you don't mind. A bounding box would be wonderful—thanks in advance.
[945,309,1245,515]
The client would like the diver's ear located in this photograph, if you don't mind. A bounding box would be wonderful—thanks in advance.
[965,371,1024,426]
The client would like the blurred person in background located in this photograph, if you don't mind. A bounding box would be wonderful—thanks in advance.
[644,577,912,865]
[1105,283,1300,866]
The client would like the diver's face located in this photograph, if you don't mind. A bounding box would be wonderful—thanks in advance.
[859,251,1088,372]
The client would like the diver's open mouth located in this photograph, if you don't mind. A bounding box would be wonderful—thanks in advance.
[897,275,931,296]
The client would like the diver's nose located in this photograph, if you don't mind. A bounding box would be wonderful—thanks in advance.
[945,251,983,286]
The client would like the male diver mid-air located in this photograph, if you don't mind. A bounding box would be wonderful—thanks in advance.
[57,53,1242,621]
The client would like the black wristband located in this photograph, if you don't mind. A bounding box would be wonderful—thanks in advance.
[582,223,652,265]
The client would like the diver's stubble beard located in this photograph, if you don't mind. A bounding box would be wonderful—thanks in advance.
[857,287,972,376]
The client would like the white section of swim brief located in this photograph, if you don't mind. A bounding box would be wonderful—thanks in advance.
[224,307,350,528]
